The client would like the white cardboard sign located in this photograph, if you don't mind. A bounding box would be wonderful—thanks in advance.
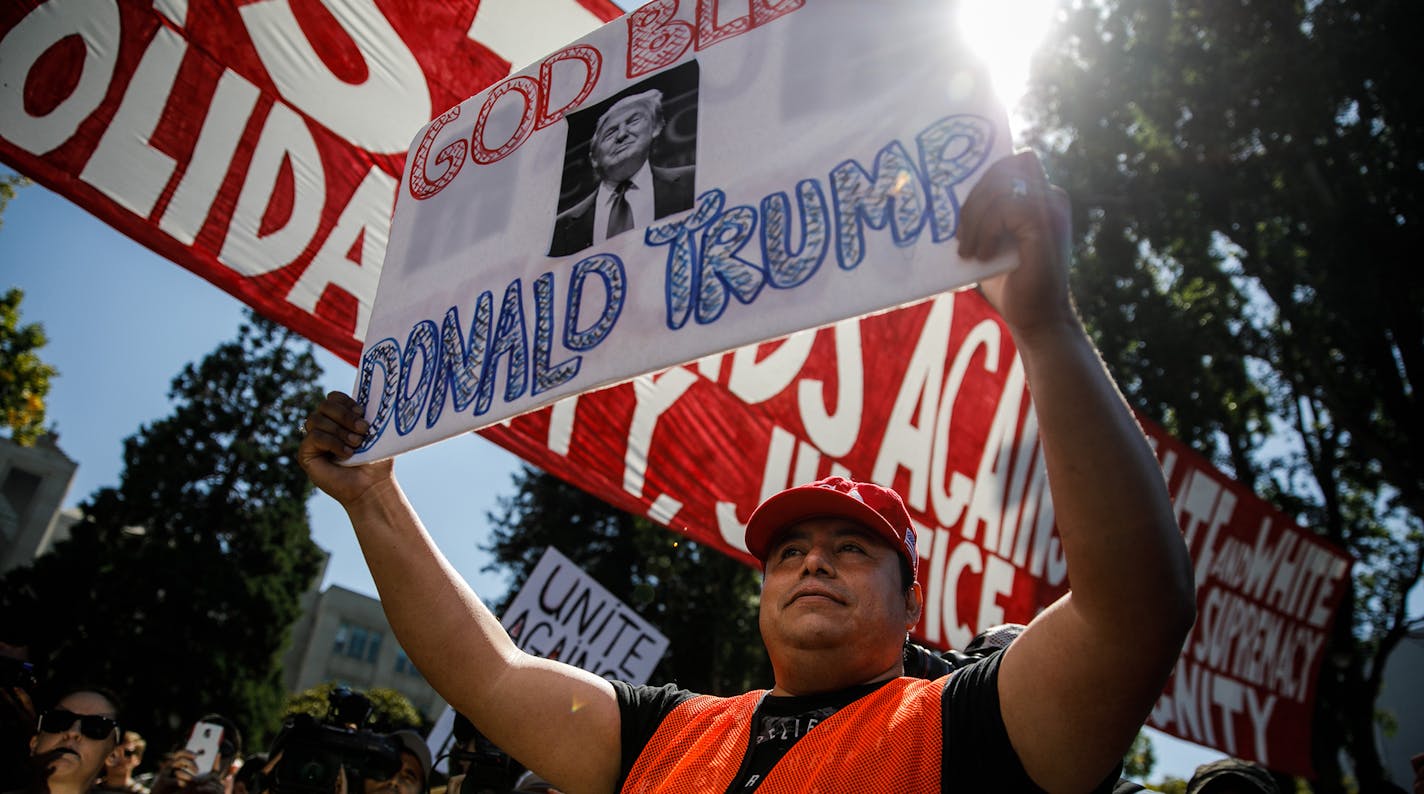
[500,547,669,684]
[351,0,1013,462]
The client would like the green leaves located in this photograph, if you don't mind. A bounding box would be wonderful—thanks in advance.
[1027,0,1422,787]
[0,288,58,446]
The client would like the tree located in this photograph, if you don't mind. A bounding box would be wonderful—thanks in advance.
[0,311,326,754]
[1121,731,1156,782]
[484,466,770,695]
[284,683,423,733]
[0,288,57,446]
[1023,0,1423,790]
[0,173,27,229]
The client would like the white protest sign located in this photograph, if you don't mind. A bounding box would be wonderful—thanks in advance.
[500,547,669,684]
[350,0,1014,462]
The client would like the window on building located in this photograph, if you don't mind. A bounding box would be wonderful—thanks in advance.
[332,621,384,664]
[394,650,422,679]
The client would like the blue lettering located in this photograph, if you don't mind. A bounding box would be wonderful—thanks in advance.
[829,140,930,269]
[394,320,439,435]
[917,115,994,242]
[760,179,829,288]
[480,280,531,414]
[354,258,629,448]
[697,203,764,323]
[565,254,627,350]
[533,273,579,396]
[652,116,993,329]
[353,338,400,453]
[649,189,727,329]
[426,294,494,428]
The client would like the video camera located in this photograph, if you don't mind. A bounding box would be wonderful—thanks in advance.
[443,714,521,794]
[268,688,403,794]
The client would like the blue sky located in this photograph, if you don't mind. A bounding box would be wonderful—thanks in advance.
[1,170,522,603]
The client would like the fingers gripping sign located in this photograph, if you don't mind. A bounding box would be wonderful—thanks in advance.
[957,150,1076,338]
[299,391,393,506]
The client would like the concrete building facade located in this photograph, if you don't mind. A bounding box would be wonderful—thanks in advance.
[0,433,78,574]
[281,582,446,720]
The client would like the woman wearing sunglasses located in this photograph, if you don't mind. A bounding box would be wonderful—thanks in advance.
[24,690,122,794]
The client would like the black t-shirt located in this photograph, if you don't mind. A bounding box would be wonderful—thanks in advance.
[612,652,1083,793]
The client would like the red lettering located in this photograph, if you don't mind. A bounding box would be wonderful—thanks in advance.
[627,0,808,79]
[536,45,603,130]
[696,0,751,48]
[752,0,806,26]
[407,105,466,201]
[626,1,694,79]
[470,75,539,165]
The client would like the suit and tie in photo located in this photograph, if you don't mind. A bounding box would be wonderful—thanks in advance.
[549,88,697,257]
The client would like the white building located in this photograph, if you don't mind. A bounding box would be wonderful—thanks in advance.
[281,580,446,719]
[0,433,78,574]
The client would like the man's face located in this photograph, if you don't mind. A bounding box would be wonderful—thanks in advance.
[31,691,120,787]
[363,751,422,794]
[758,518,921,684]
[590,103,660,183]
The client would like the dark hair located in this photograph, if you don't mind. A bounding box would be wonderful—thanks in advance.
[51,687,123,725]
[898,557,914,592]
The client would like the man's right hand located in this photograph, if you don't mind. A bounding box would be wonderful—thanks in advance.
[298,391,393,506]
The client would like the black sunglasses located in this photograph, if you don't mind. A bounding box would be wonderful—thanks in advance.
[37,709,120,740]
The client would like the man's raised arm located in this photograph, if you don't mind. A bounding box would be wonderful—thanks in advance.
[299,393,623,794]
[957,152,1197,792]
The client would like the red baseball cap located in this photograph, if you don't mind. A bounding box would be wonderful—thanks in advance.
[744,476,918,582]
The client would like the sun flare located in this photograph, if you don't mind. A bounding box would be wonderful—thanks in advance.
[956,0,1058,132]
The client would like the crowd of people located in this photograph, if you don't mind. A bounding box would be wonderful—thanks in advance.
[0,681,562,794]
[5,662,1357,794]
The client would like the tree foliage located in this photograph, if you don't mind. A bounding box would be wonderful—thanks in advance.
[284,683,423,733]
[0,311,326,754]
[0,288,57,446]
[0,173,27,229]
[1024,0,1422,789]
[484,466,770,695]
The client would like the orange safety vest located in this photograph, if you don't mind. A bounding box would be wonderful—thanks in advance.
[621,676,947,794]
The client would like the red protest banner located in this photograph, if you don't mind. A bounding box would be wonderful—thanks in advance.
[0,0,623,362]
[1147,427,1350,775]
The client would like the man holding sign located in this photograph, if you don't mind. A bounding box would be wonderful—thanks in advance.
[300,152,1195,792]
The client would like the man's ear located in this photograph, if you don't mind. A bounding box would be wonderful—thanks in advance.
[905,582,924,629]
